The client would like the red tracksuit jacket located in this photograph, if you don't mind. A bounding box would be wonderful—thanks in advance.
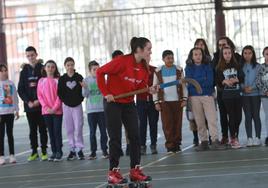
[97,54,149,103]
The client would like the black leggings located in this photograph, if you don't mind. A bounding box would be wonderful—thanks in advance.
[223,98,242,138]
[0,114,15,156]
[104,101,140,170]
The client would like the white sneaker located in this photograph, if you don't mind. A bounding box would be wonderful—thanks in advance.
[253,137,261,146]
[9,155,16,164]
[0,156,5,165]
[247,138,253,147]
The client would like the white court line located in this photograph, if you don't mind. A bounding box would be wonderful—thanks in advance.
[15,169,268,188]
[95,144,194,188]
[15,133,90,157]
[151,170,268,181]
[3,157,268,187]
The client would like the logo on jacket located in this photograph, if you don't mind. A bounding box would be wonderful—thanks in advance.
[66,81,77,89]
[124,77,143,84]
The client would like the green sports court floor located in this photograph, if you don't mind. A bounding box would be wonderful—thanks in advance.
[0,112,268,188]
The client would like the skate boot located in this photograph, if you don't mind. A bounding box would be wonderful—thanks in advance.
[129,165,152,187]
[107,167,128,187]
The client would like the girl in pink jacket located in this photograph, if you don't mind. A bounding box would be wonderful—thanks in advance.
[37,60,63,162]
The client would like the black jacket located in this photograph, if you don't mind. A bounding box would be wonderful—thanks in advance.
[58,72,84,107]
[18,61,43,112]
[216,62,244,99]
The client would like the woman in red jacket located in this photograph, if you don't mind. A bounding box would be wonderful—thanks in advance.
[97,37,156,185]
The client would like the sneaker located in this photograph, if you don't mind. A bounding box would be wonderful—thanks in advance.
[0,156,5,165]
[175,145,181,153]
[102,151,109,159]
[54,152,63,162]
[67,151,77,161]
[129,165,152,182]
[167,148,175,154]
[208,135,212,145]
[246,138,253,147]
[220,137,229,145]
[140,145,146,155]
[193,131,199,147]
[108,167,128,185]
[9,155,16,164]
[265,137,268,146]
[41,153,48,161]
[150,145,158,155]
[210,140,226,150]
[253,137,261,146]
[230,138,241,149]
[77,150,85,160]
[48,153,56,161]
[88,152,97,160]
[125,144,130,156]
[193,138,199,147]
[195,141,210,152]
[27,152,39,161]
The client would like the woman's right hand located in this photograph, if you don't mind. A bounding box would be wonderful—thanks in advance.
[105,94,115,102]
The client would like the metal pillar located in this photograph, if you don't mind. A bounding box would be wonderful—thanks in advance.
[0,0,7,65]
[215,0,226,41]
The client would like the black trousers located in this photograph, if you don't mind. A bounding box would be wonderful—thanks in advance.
[223,97,242,138]
[26,111,48,153]
[242,96,262,138]
[136,100,159,146]
[0,114,15,156]
[104,101,140,170]
[217,91,229,138]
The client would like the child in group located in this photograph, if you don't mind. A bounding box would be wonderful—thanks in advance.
[18,46,48,161]
[212,37,241,145]
[137,64,159,155]
[256,46,268,146]
[153,50,187,153]
[185,47,224,151]
[186,38,213,146]
[57,57,84,160]
[0,64,19,165]
[37,60,63,161]
[240,45,262,147]
[194,38,212,63]
[216,46,244,149]
[82,60,108,160]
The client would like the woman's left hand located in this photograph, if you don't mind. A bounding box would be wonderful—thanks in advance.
[148,85,159,94]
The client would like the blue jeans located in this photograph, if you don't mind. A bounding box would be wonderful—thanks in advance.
[43,114,63,154]
[87,112,108,153]
[136,100,159,146]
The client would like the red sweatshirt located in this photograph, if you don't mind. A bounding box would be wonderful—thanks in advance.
[97,54,149,103]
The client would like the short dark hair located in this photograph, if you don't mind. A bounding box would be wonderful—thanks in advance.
[88,60,99,70]
[64,57,75,65]
[25,46,37,54]
[162,50,174,59]
[112,50,124,59]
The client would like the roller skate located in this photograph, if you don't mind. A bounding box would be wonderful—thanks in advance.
[107,167,128,188]
[129,165,152,188]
